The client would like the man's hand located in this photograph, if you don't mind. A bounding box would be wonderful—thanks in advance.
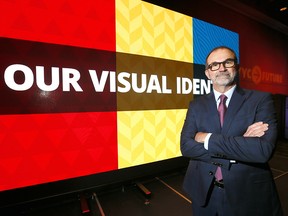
[195,121,268,144]
[195,132,209,143]
[243,121,268,137]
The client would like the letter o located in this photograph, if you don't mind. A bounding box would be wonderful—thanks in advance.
[4,64,34,91]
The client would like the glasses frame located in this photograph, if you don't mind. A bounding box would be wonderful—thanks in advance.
[206,58,237,71]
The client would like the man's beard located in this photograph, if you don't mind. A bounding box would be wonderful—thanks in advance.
[214,73,235,86]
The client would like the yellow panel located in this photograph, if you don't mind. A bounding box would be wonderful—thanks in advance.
[116,0,193,63]
[117,109,187,169]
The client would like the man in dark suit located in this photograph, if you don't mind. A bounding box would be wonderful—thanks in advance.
[180,46,283,216]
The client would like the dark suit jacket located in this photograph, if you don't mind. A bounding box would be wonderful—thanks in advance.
[180,87,283,216]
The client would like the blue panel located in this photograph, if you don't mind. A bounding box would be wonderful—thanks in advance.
[193,18,239,65]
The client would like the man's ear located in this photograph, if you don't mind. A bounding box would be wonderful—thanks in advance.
[205,70,210,79]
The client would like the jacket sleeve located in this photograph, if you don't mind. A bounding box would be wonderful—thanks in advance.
[180,100,212,162]
[208,93,277,163]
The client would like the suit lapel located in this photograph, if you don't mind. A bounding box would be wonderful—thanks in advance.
[207,92,222,131]
[222,87,246,133]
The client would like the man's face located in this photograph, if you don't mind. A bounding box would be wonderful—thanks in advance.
[205,48,237,90]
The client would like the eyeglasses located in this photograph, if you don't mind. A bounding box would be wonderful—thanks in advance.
[206,58,236,71]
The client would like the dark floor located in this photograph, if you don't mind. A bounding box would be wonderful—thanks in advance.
[1,140,288,216]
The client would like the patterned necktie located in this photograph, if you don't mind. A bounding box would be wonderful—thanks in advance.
[215,94,227,181]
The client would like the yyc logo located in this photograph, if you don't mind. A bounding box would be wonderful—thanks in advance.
[240,66,283,85]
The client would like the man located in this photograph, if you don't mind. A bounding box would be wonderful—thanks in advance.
[180,46,283,216]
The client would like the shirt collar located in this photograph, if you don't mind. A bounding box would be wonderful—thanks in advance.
[213,85,236,105]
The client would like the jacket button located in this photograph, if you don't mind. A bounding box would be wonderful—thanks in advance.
[209,171,213,175]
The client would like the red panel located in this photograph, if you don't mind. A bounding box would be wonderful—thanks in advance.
[0,112,118,191]
[0,0,115,51]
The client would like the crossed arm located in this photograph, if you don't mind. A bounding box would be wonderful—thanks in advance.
[181,92,277,163]
[195,121,269,143]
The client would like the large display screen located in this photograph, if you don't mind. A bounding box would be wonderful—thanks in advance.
[0,0,238,192]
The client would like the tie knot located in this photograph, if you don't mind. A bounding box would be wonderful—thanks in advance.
[219,94,227,103]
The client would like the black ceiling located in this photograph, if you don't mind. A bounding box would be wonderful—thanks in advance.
[238,0,287,26]
[145,0,288,34]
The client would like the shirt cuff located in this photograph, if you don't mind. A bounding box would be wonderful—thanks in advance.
[204,133,212,150]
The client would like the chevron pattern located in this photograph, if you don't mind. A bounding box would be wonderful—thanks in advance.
[116,0,193,63]
[118,109,187,169]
